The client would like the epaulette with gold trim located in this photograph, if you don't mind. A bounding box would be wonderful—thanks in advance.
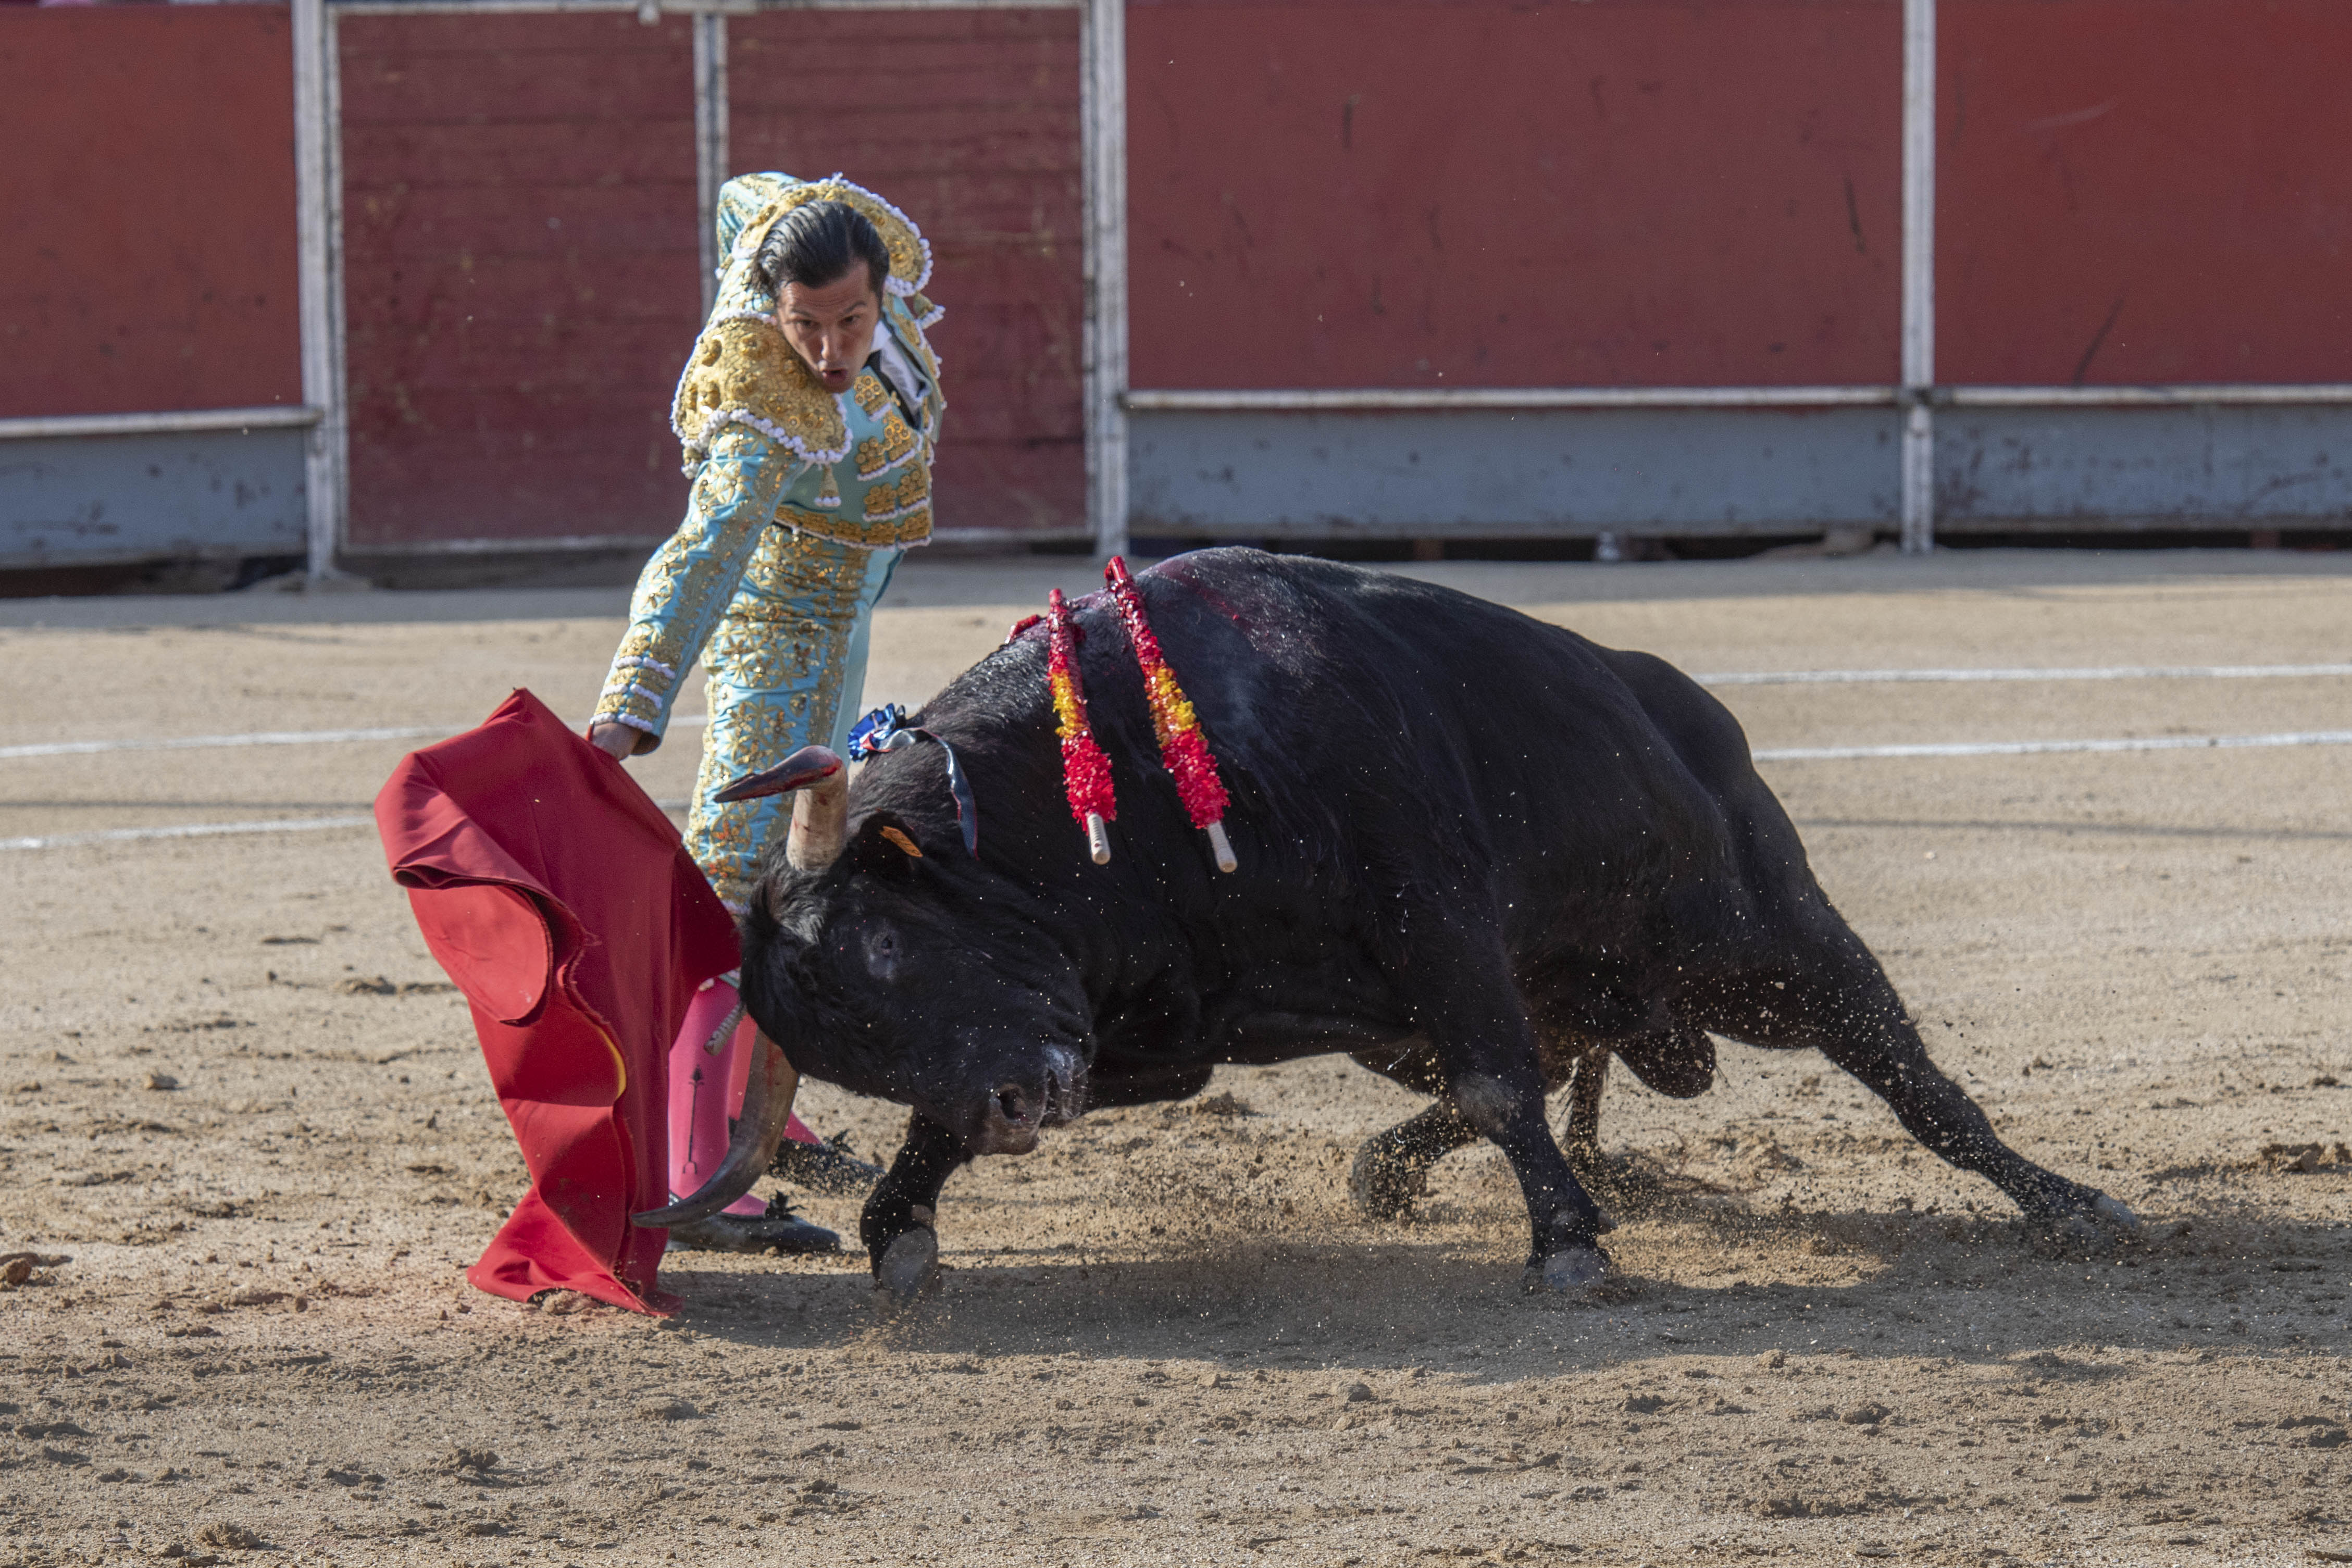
[669,316,848,476]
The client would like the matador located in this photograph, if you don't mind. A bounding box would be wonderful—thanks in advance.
[588,172,943,1252]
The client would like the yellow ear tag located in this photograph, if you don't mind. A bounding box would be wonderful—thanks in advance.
[879,826,923,858]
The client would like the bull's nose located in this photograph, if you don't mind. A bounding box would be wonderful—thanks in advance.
[966,1048,1088,1155]
[970,1082,1045,1156]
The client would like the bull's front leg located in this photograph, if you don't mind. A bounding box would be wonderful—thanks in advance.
[1398,932,1615,1291]
[861,1112,968,1301]
[1455,1062,1617,1290]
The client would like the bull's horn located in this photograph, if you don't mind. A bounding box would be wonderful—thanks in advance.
[630,1031,800,1230]
[712,744,850,872]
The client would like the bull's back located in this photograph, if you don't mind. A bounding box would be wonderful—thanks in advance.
[1156,552,1801,910]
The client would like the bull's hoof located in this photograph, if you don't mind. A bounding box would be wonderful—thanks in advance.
[2026,1188,2141,1255]
[1348,1141,1429,1222]
[1523,1241,1611,1294]
[2094,1193,2140,1230]
[873,1226,940,1304]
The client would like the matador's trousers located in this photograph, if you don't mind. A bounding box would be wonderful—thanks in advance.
[689,528,900,912]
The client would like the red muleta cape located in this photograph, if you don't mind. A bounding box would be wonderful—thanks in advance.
[374,690,738,1314]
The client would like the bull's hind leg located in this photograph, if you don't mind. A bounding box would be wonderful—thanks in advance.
[1348,1101,1480,1219]
[1690,924,2136,1247]
[1559,1050,1607,1175]
[861,1112,969,1301]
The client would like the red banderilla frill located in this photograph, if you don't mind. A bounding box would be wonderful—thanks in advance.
[1047,588,1115,864]
[1104,557,1237,873]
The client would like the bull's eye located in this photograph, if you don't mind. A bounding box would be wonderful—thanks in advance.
[862,925,901,982]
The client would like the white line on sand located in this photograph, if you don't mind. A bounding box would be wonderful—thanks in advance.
[1754,730,2352,762]
[1696,663,2352,686]
[6,734,2347,853]
[3,665,2346,760]
[1,815,379,852]
[0,714,711,761]
[3,725,450,760]
[1,800,700,854]
[10,663,2349,762]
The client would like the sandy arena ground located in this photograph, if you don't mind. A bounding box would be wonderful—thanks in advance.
[2,549,2348,1567]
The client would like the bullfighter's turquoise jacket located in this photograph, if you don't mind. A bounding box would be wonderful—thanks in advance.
[591,172,945,910]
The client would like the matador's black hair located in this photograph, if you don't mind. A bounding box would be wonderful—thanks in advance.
[756,200,890,300]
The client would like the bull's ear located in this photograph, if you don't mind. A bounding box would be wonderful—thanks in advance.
[844,812,929,880]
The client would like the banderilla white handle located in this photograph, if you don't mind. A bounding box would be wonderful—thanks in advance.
[1205,819,1237,874]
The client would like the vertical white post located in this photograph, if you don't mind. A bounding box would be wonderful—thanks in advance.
[293,0,345,579]
[1081,0,1129,559]
[1900,0,1936,553]
[324,4,350,572]
[693,11,730,321]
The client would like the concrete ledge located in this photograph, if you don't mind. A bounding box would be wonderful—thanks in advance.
[1936,404,2352,527]
[0,427,308,569]
[1129,406,1903,536]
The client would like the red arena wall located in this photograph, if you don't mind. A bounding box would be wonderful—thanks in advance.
[0,7,302,420]
[1938,0,2352,387]
[1125,0,1902,391]
[731,7,1085,539]
[338,13,703,550]
[11,0,2348,563]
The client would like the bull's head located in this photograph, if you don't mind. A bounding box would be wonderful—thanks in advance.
[644,744,1094,1227]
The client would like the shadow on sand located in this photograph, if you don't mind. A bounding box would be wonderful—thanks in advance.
[651,1179,2350,1387]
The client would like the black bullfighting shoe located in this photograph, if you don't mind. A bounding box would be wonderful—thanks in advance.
[661,1196,841,1255]
[768,1133,887,1196]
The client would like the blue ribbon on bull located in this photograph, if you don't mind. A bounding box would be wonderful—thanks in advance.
[848,704,979,857]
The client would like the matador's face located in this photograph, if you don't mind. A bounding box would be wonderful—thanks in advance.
[776,271,882,395]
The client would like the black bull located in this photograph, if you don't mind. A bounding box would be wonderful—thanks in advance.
[642,549,2136,1294]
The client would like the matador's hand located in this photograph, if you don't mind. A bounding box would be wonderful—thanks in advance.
[589,723,646,761]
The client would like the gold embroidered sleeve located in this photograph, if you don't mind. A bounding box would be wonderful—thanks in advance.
[593,425,791,749]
